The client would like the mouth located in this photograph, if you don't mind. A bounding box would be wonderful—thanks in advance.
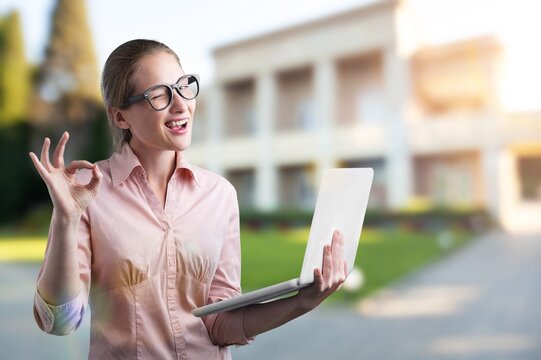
[164,119,189,131]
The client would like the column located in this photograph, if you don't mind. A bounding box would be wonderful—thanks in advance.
[254,71,278,210]
[384,46,413,209]
[207,83,224,174]
[314,58,336,185]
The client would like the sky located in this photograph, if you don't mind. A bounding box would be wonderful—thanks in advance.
[0,0,380,85]
[1,0,540,110]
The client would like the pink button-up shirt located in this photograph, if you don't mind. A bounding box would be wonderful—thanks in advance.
[33,144,253,359]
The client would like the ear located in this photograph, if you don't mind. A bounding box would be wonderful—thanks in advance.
[108,107,130,130]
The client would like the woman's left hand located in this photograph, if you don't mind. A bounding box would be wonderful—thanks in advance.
[296,230,348,311]
[242,230,348,338]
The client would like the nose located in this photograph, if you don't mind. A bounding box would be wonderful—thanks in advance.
[169,89,189,113]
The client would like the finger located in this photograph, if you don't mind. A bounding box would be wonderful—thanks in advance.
[52,131,69,168]
[29,152,49,181]
[331,230,344,270]
[87,164,103,194]
[322,244,332,288]
[335,261,348,289]
[65,160,94,175]
[335,260,348,288]
[40,138,52,170]
[313,268,324,291]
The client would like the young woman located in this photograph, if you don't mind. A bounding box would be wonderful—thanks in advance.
[30,39,347,359]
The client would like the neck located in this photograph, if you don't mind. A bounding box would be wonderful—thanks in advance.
[129,142,177,187]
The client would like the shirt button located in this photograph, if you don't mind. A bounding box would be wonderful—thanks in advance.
[168,260,175,266]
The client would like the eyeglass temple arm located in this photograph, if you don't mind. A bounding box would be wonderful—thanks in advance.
[123,93,146,108]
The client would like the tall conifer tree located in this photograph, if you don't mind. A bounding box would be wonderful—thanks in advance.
[0,10,29,124]
[31,0,100,125]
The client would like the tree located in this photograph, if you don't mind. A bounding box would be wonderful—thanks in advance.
[28,0,109,166]
[30,0,100,125]
[0,10,29,124]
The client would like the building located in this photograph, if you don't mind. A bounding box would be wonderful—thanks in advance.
[186,0,541,233]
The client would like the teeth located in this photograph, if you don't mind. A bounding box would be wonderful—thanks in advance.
[166,119,188,128]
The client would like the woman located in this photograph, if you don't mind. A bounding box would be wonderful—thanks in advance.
[30,39,347,359]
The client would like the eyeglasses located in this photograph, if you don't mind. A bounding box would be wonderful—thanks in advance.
[123,74,200,111]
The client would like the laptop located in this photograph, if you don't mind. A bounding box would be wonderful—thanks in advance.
[192,168,373,317]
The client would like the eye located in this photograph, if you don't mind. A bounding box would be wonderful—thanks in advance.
[151,94,166,101]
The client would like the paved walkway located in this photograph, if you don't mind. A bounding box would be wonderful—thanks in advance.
[1,230,540,359]
[0,262,90,359]
[232,231,541,360]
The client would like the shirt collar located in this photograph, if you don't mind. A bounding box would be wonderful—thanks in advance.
[110,143,202,188]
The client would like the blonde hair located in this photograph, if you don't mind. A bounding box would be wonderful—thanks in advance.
[101,39,181,150]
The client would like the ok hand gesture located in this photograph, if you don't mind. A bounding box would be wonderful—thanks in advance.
[29,132,103,218]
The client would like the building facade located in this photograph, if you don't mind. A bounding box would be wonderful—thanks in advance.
[186,0,541,233]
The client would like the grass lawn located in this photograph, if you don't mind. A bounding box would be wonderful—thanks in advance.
[0,236,47,262]
[240,226,472,302]
[0,227,473,302]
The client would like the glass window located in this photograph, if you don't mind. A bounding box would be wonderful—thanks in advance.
[518,156,541,201]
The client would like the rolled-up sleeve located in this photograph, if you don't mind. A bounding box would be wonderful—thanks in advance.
[33,289,86,335]
[202,186,255,346]
[33,208,92,336]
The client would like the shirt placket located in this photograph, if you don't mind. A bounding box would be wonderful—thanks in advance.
[165,220,185,359]
[138,170,187,359]
[164,173,187,360]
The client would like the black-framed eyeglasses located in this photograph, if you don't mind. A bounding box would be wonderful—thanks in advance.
[123,74,200,111]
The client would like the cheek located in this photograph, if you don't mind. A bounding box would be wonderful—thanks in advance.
[131,115,163,137]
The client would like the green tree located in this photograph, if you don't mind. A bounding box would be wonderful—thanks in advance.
[0,10,30,124]
[29,0,110,166]
[31,0,100,125]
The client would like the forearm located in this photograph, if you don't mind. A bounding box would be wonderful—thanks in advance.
[37,209,83,305]
[242,294,312,338]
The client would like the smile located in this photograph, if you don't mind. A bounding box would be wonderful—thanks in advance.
[165,119,188,129]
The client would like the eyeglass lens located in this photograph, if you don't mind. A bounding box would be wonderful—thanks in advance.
[147,75,198,110]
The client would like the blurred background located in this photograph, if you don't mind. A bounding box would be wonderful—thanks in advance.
[0,0,540,359]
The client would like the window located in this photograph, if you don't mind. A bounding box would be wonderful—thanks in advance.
[227,168,256,209]
[224,79,256,137]
[414,152,482,206]
[412,37,499,115]
[276,67,315,131]
[518,156,541,201]
[278,164,316,209]
[336,52,385,125]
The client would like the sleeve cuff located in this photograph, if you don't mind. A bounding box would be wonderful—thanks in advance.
[34,290,86,335]
[237,306,255,346]
[202,294,256,346]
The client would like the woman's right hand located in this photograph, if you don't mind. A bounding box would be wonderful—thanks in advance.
[29,131,103,218]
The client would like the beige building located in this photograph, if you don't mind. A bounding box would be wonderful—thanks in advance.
[186,0,541,233]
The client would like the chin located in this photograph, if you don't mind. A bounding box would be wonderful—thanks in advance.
[174,139,192,152]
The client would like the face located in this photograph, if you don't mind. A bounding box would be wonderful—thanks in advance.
[114,51,196,154]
